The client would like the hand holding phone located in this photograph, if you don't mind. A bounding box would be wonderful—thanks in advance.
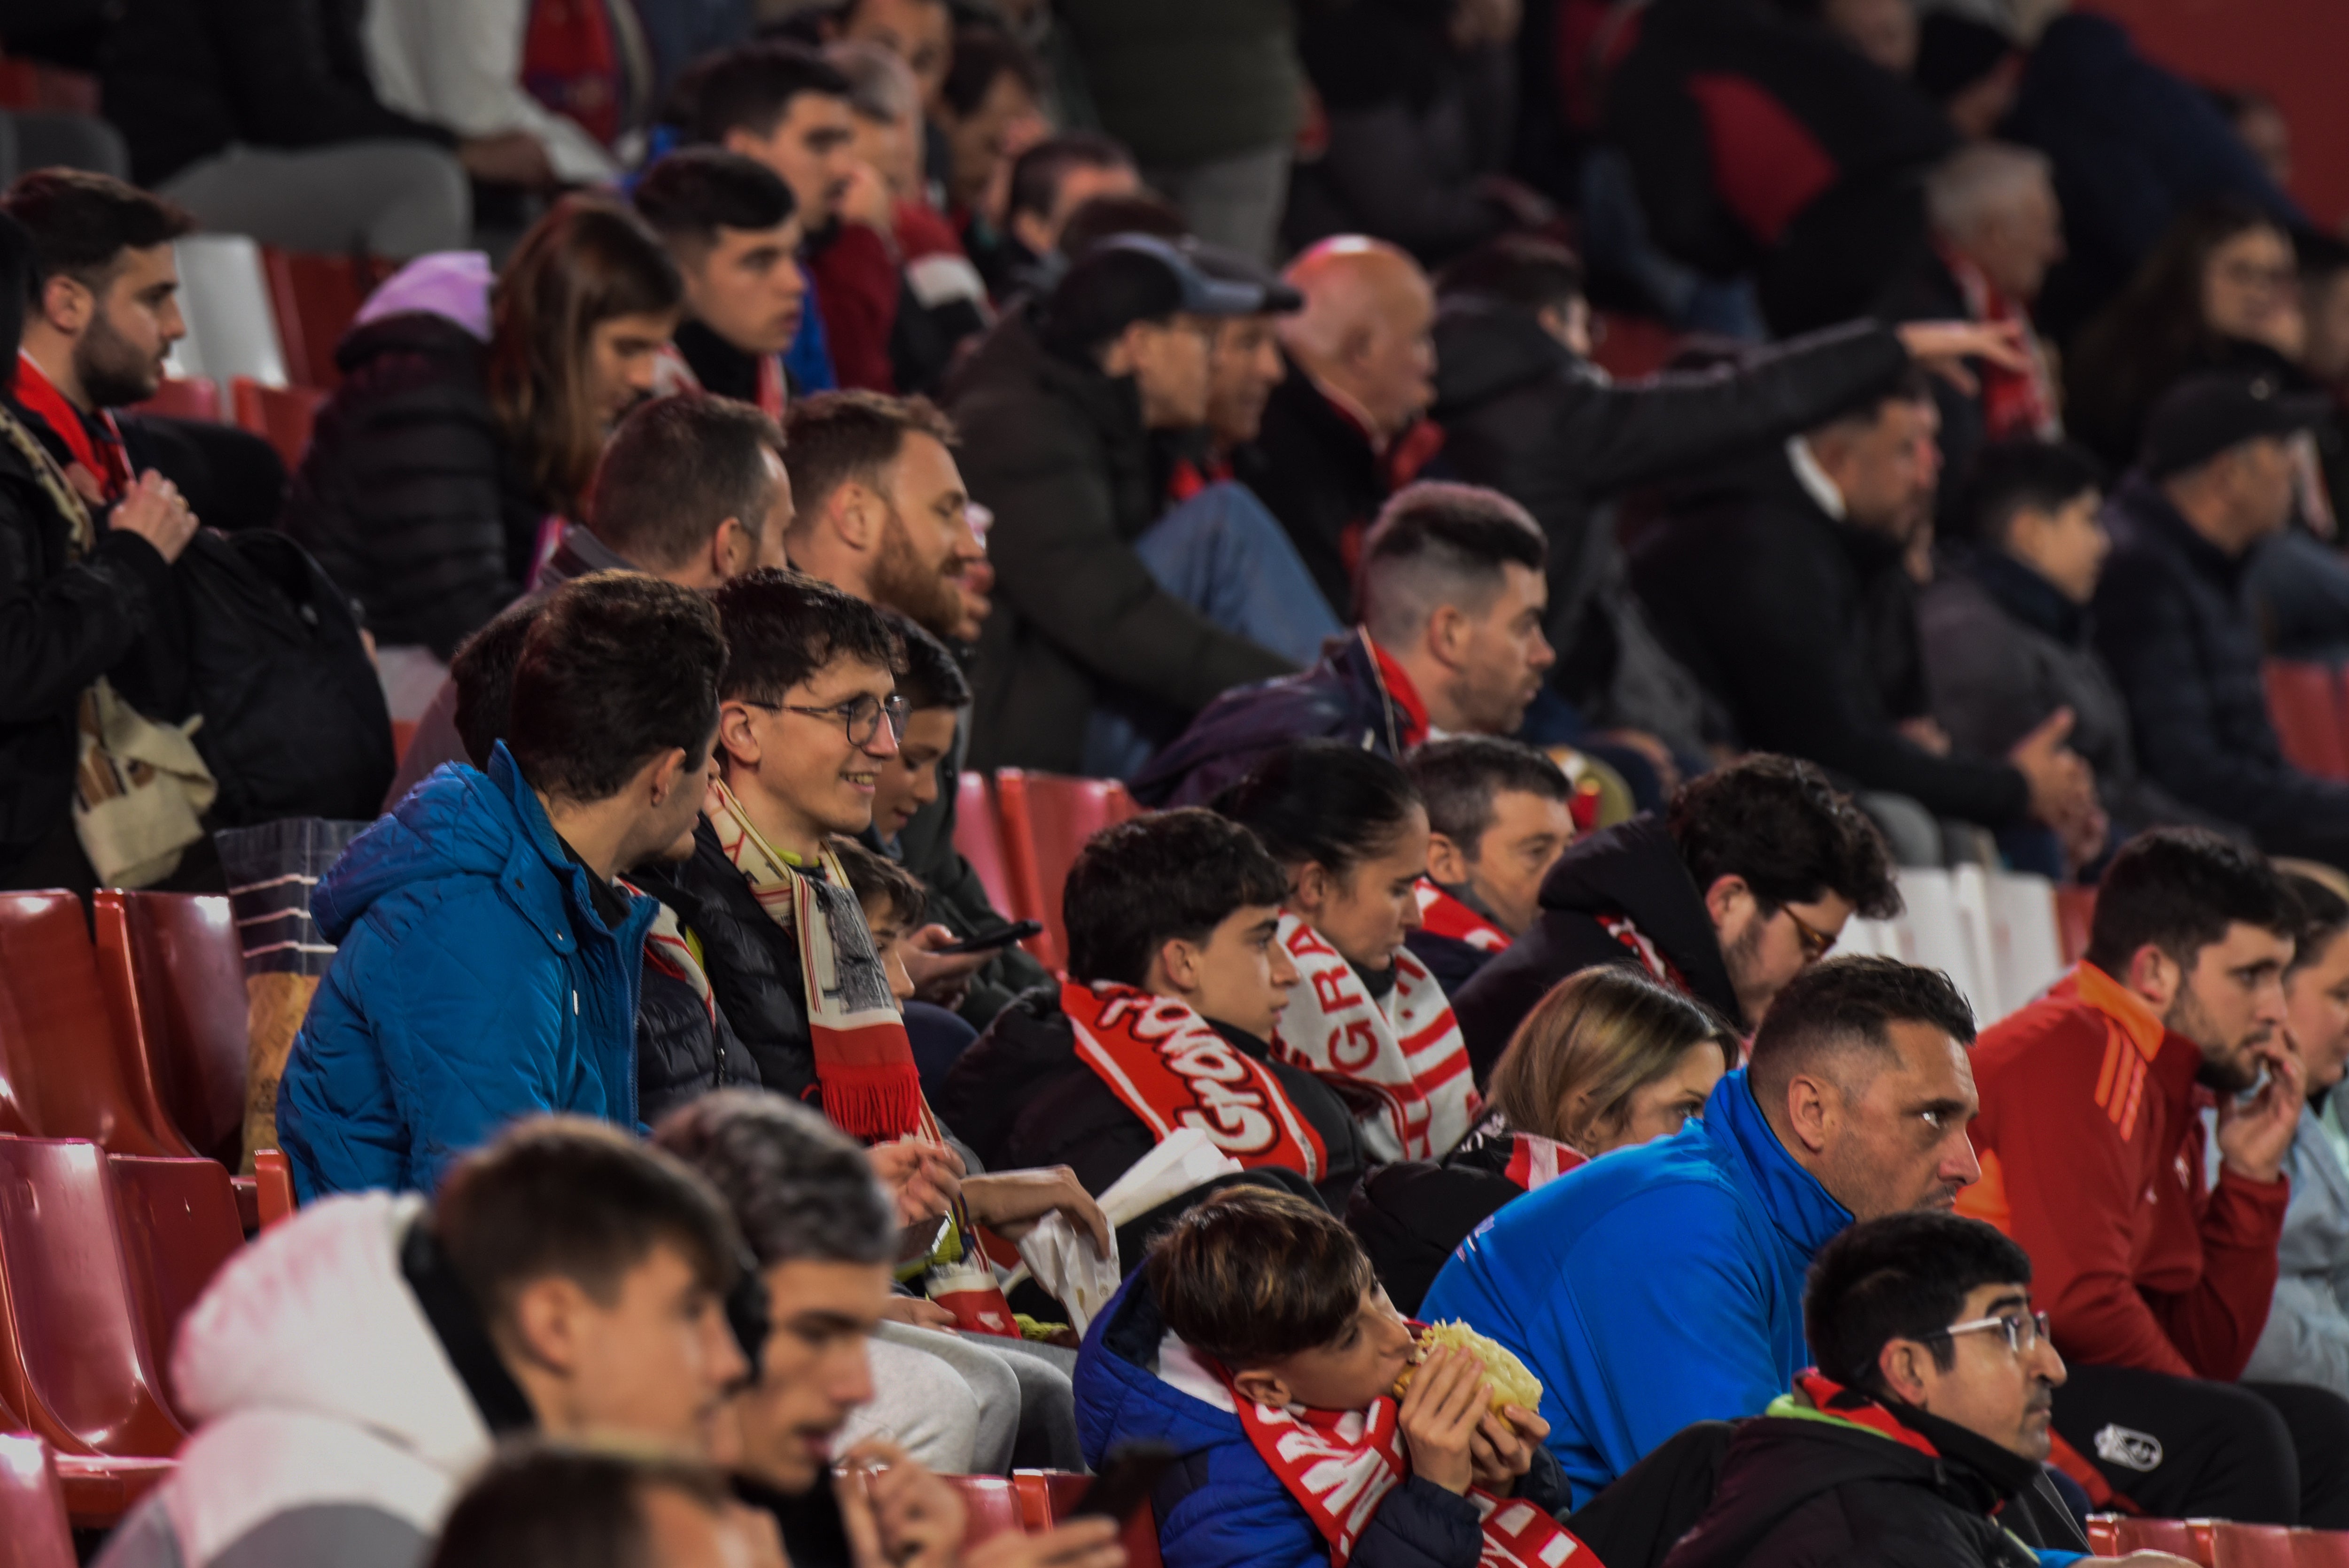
[934,919,1046,956]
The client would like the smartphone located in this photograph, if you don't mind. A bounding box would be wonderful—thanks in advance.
[934,920,1045,956]
[1071,1443,1177,1524]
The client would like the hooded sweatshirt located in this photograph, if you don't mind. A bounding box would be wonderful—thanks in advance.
[92,1194,506,1568]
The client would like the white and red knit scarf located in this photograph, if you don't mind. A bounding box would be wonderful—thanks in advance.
[1274,915,1477,1162]
[1937,239,2060,442]
[1415,880,1511,955]
[1065,979,1328,1181]
[1451,1110,1588,1194]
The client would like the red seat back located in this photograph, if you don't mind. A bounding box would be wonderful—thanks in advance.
[130,378,219,423]
[0,1136,186,1459]
[2293,1529,2349,1568]
[228,377,327,469]
[997,772,1139,970]
[107,1154,244,1424]
[953,772,1020,927]
[0,894,175,1154]
[253,1149,296,1227]
[2201,1523,2300,1568]
[261,248,396,390]
[1587,311,1683,381]
[990,771,1060,969]
[93,892,249,1168]
[2117,1519,2210,1565]
[2086,1514,2123,1556]
[1014,1469,1165,1568]
[2265,661,2349,779]
[944,1474,1027,1547]
[0,1432,76,1568]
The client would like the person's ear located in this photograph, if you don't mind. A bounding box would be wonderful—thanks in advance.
[646,745,692,807]
[1425,831,1473,885]
[1230,1367,1293,1409]
[1781,1070,1835,1157]
[1876,1338,1933,1408]
[506,1275,591,1377]
[1100,322,1146,380]
[1010,209,1054,257]
[1425,603,1472,667]
[710,516,752,581]
[2125,943,2182,1013]
[1703,874,1754,937]
[832,482,881,553]
[1291,860,1334,916]
[717,701,763,772]
[1156,935,1203,995]
[37,273,92,336]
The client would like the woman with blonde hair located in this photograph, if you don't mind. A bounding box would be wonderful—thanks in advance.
[1347,964,1733,1312]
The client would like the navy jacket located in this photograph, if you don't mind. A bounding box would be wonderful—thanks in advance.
[1134,631,1406,809]
[277,743,659,1198]
[1422,1070,1852,1506]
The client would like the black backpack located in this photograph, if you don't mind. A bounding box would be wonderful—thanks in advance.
[176,529,395,827]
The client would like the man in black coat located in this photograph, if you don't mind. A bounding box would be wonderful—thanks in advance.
[1453,755,1899,1074]
[1664,1211,2104,1568]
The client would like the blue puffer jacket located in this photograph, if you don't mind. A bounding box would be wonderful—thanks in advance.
[277,742,660,1200]
[1075,1270,1568,1568]
[1422,1069,1851,1507]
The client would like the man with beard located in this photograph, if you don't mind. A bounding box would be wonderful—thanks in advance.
[1962,828,2349,1526]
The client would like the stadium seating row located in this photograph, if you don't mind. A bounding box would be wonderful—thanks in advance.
[2087,1514,2349,1568]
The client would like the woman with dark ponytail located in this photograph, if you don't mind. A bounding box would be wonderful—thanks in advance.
[1218,740,1477,1162]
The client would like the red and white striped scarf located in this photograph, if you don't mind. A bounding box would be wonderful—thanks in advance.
[1274,915,1477,1162]
[1415,880,1511,955]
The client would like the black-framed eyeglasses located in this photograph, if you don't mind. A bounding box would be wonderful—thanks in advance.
[1933,1310,2051,1357]
[1786,907,1838,963]
[746,693,907,749]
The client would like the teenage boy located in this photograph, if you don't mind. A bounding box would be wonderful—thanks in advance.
[937,808,1369,1209]
[634,148,809,411]
[1404,737,1577,996]
[1074,1186,1575,1568]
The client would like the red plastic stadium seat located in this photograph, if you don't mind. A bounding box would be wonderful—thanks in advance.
[953,771,1020,928]
[989,772,1059,969]
[107,1154,244,1423]
[2199,1522,2300,1568]
[229,377,327,468]
[0,1432,77,1568]
[1015,1469,1165,1568]
[262,248,397,390]
[0,1137,187,1467]
[2117,1519,2211,1565]
[93,892,250,1168]
[945,1474,1028,1547]
[0,893,178,1154]
[2266,661,2349,780]
[252,1148,296,1227]
[2086,1514,2123,1556]
[2293,1529,2349,1568]
[131,378,220,423]
[996,772,1140,970]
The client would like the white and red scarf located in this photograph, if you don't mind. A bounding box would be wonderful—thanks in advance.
[1937,239,2060,442]
[1415,880,1511,956]
[1274,915,1477,1162]
[1065,979,1328,1181]
[1170,1336,1600,1568]
[1595,912,1693,997]
[1450,1110,1588,1194]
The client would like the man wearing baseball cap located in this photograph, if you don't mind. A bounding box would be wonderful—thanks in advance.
[946,234,1335,775]
[2096,367,2349,867]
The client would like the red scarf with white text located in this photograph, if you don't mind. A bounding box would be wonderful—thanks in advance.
[1415,881,1511,955]
[1065,979,1328,1180]
[1274,915,1478,1162]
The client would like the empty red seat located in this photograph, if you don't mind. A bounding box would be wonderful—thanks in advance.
[0,1137,187,1467]
[996,772,1140,970]
[1015,1468,1165,1568]
[0,1432,76,1568]
[953,771,1020,928]
[253,1148,296,1227]
[262,248,397,390]
[2294,1529,2349,1568]
[2266,661,2349,780]
[131,378,220,423]
[0,893,177,1154]
[107,1154,244,1424]
[945,1474,1028,1547]
[93,891,249,1168]
[2086,1514,2123,1556]
[2117,1519,2210,1565]
[228,377,328,468]
[2200,1523,2300,1568]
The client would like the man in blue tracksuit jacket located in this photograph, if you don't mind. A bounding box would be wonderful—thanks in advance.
[277,576,726,1199]
[1422,957,1985,1506]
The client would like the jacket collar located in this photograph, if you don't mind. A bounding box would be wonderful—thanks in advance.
[2065,962,2205,1113]
[1538,815,1745,1023]
[544,522,634,586]
[2115,473,2254,588]
[1776,1372,2043,1510]
[1969,549,2086,647]
[485,741,645,955]
[1707,1068,1854,1261]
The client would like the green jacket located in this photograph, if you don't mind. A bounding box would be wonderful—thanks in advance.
[1054,0,1303,166]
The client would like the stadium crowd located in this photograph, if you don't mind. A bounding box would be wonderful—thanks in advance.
[8,0,2349,1565]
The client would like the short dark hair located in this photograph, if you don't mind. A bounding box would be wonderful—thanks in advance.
[711,567,902,705]
[781,391,957,528]
[653,1089,894,1268]
[1009,132,1136,223]
[1748,956,1977,1106]
[1435,234,1587,315]
[427,1443,732,1568]
[1216,740,1423,878]
[1407,737,1570,853]
[939,22,1039,119]
[433,1118,742,1339]
[2,168,193,297]
[587,394,786,571]
[832,834,926,925]
[886,610,971,711]
[1956,438,2105,548]
[1668,754,1900,919]
[451,597,548,767]
[1358,482,1546,634]
[1058,192,1190,258]
[631,148,797,254]
[671,40,852,144]
[506,574,725,804]
[1063,807,1289,986]
[2283,869,2349,977]
[1815,366,1938,434]
[2083,828,2294,976]
[1805,1211,2033,1397]
[1149,1186,1375,1367]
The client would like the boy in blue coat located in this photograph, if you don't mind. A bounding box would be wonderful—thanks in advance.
[1074,1186,1577,1568]
[278,574,727,1198]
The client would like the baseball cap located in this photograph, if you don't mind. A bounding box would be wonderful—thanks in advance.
[2141,368,2332,480]
[1043,234,1292,355]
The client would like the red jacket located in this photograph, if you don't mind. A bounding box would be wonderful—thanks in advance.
[807,223,901,393]
[1958,963,2287,1380]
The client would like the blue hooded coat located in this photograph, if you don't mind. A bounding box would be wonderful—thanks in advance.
[1421,1069,1852,1506]
[276,743,660,1199]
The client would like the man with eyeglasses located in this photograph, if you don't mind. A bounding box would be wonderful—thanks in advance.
[1664,1211,2194,1568]
[1962,828,2349,1527]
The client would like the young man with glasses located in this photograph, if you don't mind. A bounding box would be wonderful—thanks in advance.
[1663,1211,2196,1568]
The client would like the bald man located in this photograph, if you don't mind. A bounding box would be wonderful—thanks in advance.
[1239,236,1441,617]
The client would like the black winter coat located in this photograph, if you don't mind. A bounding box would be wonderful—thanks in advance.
[281,312,548,659]
[945,308,1291,772]
[627,858,762,1127]
[1238,363,1404,623]
[670,819,819,1106]
[1630,451,2031,827]
[1345,1116,1524,1314]
[935,986,1369,1212]
[101,0,452,188]
[1133,631,1408,809]
[1453,815,1743,1074]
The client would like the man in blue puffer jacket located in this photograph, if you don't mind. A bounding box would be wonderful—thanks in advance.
[1423,957,1984,1506]
[278,574,726,1199]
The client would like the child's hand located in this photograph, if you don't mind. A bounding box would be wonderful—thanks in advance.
[1469,1406,1546,1494]
[1397,1345,1486,1495]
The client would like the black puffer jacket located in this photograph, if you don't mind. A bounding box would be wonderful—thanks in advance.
[936,986,1369,1212]
[1452,815,1742,1075]
[1345,1114,1525,1314]
[281,312,548,659]
[626,859,762,1127]
[669,819,819,1106]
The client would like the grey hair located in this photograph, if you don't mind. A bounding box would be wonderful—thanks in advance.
[1927,141,2054,241]
[826,40,920,125]
[652,1090,895,1267]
